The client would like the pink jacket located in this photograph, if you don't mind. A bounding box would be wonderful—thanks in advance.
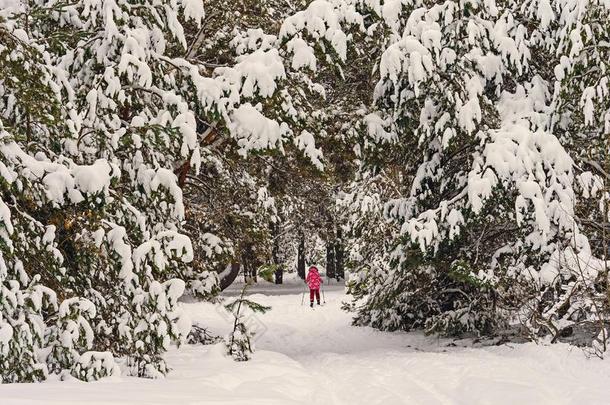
[306,267,323,290]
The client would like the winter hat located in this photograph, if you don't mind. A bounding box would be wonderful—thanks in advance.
[309,265,318,272]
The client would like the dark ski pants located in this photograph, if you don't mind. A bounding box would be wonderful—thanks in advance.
[309,288,320,303]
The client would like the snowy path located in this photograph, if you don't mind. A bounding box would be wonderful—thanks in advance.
[3,288,610,404]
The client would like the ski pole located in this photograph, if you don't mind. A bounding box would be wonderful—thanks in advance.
[322,287,326,303]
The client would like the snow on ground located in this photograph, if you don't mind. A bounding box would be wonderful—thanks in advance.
[2,282,610,405]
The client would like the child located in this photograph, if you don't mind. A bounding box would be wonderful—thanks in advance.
[306,266,323,307]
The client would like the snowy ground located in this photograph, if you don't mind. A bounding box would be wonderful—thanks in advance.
[3,282,610,405]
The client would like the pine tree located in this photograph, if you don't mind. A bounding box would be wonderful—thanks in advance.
[1,10,70,382]
[519,0,610,346]
[345,0,588,338]
[1,0,208,380]
[224,284,270,361]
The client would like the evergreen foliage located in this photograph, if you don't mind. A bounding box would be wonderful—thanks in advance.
[224,284,270,361]
[340,0,610,345]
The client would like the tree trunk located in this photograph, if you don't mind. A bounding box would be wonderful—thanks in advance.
[297,233,306,279]
[271,221,283,284]
[242,254,249,283]
[242,244,256,283]
[274,267,283,284]
[220,262,240,291]
[335,228,344,280]
[326,242,336,279]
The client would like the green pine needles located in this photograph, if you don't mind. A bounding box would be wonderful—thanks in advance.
[225,283,271,362]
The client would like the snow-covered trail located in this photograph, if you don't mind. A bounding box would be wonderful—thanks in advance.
[195,289,610,405]
[2,288,610,405]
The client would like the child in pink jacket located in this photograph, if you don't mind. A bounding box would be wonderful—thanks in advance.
[306,266,323,307]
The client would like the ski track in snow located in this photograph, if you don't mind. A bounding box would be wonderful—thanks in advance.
[2,285,610,405]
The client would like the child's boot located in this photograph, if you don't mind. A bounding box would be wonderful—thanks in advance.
[310,302,313,308]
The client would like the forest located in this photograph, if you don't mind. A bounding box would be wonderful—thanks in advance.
[1,0,609,386]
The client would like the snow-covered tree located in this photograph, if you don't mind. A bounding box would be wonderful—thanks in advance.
[0,11,62,382]
[224,284,270,361]
[514,0,610,348]
[1,0,210,381]
[343,0,602,339]
[179,0,368,284]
